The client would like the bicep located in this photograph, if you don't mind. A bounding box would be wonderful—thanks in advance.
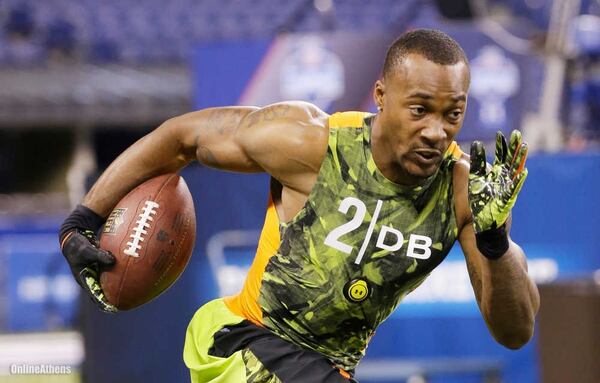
[172,106,263,172]
[235,102,329,189]
[171,103,328,181]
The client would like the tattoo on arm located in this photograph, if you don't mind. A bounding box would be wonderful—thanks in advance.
[197,145,220,167]
[193,104,293,168]
[193,108,250,167]
[241,104,291,129]
[205,108,249,135]
[262,104,290,121]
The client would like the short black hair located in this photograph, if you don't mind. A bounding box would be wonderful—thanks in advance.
[383,29,469,79]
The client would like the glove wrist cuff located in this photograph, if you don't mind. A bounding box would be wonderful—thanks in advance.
[59,204,106,244]
[475,224,509,260]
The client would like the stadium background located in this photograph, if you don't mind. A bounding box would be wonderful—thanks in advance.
[0,0,598,382]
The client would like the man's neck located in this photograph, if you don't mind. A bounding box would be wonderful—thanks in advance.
[370,116,425,187]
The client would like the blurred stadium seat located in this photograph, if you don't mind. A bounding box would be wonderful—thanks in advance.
[0,0,308,64]
[0,0,443,65]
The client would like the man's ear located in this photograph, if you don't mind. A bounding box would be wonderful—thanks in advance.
[374,79,385,111]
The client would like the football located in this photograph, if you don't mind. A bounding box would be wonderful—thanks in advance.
[99,173,196,310]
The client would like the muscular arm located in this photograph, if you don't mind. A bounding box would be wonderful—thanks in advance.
[454,158,540,349]
[84,102,329,218]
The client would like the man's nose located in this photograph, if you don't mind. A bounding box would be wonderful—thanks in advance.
[421,118,446,145]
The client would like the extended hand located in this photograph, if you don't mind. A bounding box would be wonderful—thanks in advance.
[61,230,118,313]
[469,130,528,233]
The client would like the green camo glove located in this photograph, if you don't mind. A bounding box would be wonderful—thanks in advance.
[80,264,118,314]
[62,229,118,313]
[469,130,528,234]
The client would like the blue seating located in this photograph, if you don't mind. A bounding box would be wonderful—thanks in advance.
[0,0,579,65]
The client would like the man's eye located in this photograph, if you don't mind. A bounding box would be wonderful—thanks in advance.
[448,110,463,120]
[410,106,426,116]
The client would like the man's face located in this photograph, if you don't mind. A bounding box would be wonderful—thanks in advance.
[374,53,470,183]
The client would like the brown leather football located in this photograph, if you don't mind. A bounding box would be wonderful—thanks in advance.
[99,173,196,310]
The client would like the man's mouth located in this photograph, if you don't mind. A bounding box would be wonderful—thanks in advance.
[413,148,442,165]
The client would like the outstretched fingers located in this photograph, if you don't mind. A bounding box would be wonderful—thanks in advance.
[470,141,487,177]
[493,131,508,166]
[507,130,522,167]
[504,167,528,202]
[510,142,528,181]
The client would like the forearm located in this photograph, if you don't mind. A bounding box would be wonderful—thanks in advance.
[83,121,195,217]
[479,241,540,349]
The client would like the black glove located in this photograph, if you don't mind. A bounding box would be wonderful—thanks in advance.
[59,205,118,313]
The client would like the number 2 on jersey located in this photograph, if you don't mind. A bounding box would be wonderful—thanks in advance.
[324,197,366,254]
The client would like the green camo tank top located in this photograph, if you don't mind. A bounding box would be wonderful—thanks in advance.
[226,111,462,371]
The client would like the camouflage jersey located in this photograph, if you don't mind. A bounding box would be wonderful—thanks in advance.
[225,111,463,371]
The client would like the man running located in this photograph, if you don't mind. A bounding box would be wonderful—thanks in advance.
[60,29,539,382]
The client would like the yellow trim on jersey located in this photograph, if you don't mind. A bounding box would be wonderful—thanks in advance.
[445,141,463,160]
[224,196,280,326]
[328,111,371,129]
